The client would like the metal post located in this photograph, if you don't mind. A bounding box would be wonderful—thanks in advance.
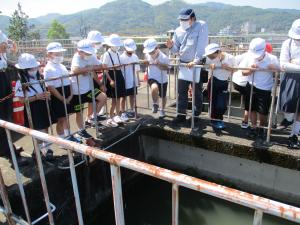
[132,64,138,119]
[89,73,100,138]
[191,67,196,129]
[0,169,15,225]
[273,72,282,128]
[42,81,53,135]
[266,72,279,143]
[253,209,263,225]
[110,165,125,225]
[6,129,31,224]
[60,77,71,134]
[76,75,84,130]
[146,65,150,109]
[160,70,164,117]
[175,65,179,116]
[227,72,233,121]
[248,72,255,126]
[209,70,214,119]
[172,184,179,225]
[123,65,128,111]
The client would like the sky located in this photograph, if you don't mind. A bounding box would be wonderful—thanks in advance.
[1,0,300,18]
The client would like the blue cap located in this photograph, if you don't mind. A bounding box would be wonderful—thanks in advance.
[177,8,195,20]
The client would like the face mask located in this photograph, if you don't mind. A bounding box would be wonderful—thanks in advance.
[51,56,64,64]
[28,69,38,78]
[94,44,102,50]
[111,46,120,52]
[83,55,92,61]
[180,20,191,30]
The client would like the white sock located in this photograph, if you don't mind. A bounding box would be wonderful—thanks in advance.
[285,113,294,122]
[64,129,70,137]
[291,121,300,136]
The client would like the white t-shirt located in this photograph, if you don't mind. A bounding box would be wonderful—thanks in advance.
[120,52,140,89]
[71,53,101,95]
[206,52,235,81]
[102,49,122,68]
[241,52,279,91]
[44,61,70,88]
[145,50,169,84]
[15,77,44,98]
[280,39,300,71]
[0,53,7,70]
[232,53,249,87]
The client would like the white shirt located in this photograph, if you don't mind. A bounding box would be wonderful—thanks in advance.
[145,50,169,84]
[102,49,121,68]
[15,77,44,98]
[0,53,7,70]
[206,52,235,81]
[232,53,249,86]
[71,53,101,95]
[120,52,140,89]
[241,52,279,91]
[280,39,300,71]
[44,61,70,88]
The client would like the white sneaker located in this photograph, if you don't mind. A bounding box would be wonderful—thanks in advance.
[113,115,123,124]
[159,109,166,118]
[106,118,118,127]
[120,112,129,122]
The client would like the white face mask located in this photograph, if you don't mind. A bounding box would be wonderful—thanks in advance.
[111,46,120,52]
[28,69,38,78]
[51,56,64,64]
[94,44,102,50]
[83,55,92,61]
[180,20,191,30]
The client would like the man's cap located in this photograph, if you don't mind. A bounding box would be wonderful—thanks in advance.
[124,39,137,51]
[87,30,104,44]
[15,53,40,69]
[143,38,157,54]
[177,8,195,20]
[288,19,300,40]
[204,43,220,56]
[77,39,95,54]
[103,34,123,47]
[46,42,66,53]
[248,38,266,59]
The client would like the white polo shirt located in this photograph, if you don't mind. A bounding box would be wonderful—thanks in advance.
[280,39,300,71]
[15,77,44,97]
[241,52,279,91]
[232,53,249,87]
[145,50,169,84]
[44,61,70,88]
[206,52,235,81]
[102,49,121,68]
[71,53,101,95]
[0,53,7,70]
[120,52,140,89]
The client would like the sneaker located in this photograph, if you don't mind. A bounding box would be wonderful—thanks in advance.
[106,118,118,127]
[278,118,293,130]
[85,120,95,128]
[113,115,123,124]
[45,149,54,162]
[126,110,135,118]
[66,135,82,143]
[288,135,300,149]
[219,121,225,130]
[211,120,219,129]
[152,104,159,113]
[172,115,186,126]
[241,121,249,129]
[159,110,166,118]
[247,127,257,139]
[77,129,93,139]
[257,127,266,140]
[96,114,107,121]
[120,112,129,122]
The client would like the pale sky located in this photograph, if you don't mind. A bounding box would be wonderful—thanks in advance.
[1,0,300,18]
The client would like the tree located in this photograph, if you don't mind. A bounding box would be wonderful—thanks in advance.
[47,20,69,39]
[79,15,91,38]
[8,3,29,41]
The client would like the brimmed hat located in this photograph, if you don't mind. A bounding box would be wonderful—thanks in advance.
[177,8,195,20]
[204,43,220,56]
[143,38,157,54]
[46,42,66,53]
[103,34,123,47]
[124,39,137,51]
[288,19,300,40]
[15,53,40,69]
[77,39,95,54]
[248,38,266,59]
[0,30,8,44]
[87,30,104,44]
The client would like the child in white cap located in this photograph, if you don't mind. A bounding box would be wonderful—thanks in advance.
[204,43,235,131]
[87,30,104,53]
[143,38,169,118]
[241,38,279,140]
[102,34,126,126]
[120,39,140,118]
[70,39,107,139]
[279,19,300,148]
[14,53,54,161]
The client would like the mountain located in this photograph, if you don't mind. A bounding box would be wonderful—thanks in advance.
[0,0,299,37]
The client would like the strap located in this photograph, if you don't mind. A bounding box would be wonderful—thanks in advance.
[108,51,115,66]
[288,38,292,60]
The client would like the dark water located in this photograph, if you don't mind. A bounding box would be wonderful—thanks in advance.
[94,174,298,225]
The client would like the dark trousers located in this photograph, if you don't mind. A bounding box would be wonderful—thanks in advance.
[177,79,203,116]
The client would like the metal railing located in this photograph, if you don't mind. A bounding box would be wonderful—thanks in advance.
[0,119,300,225]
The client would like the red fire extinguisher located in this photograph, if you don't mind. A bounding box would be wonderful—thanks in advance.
[143,71,148,81]
[12,81,25,126]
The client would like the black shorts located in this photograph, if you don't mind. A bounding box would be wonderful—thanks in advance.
[51,85,72,119]
[148,79,168,98]
[125,87,138,96]
[233,82,249,110]
[70,88,101,113]
[25,100,51,130]
[105,70,126,98]
[245,83,271,115]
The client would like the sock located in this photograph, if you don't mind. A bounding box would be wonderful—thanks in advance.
[291,121,300,136]
[285,113,294,122]
[64,129,70,137]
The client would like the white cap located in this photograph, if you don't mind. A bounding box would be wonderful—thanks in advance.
[15,53,40,69]
[204,43,220,56]
[288,19,300,40]
[77,39,95,54]
[103,34,123,47]
[0,30,8,44]
[124,39,137,51]
[143,38,157,53]
[87,30,104,44]
[46,42,66,53]
[248,38,266,59]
